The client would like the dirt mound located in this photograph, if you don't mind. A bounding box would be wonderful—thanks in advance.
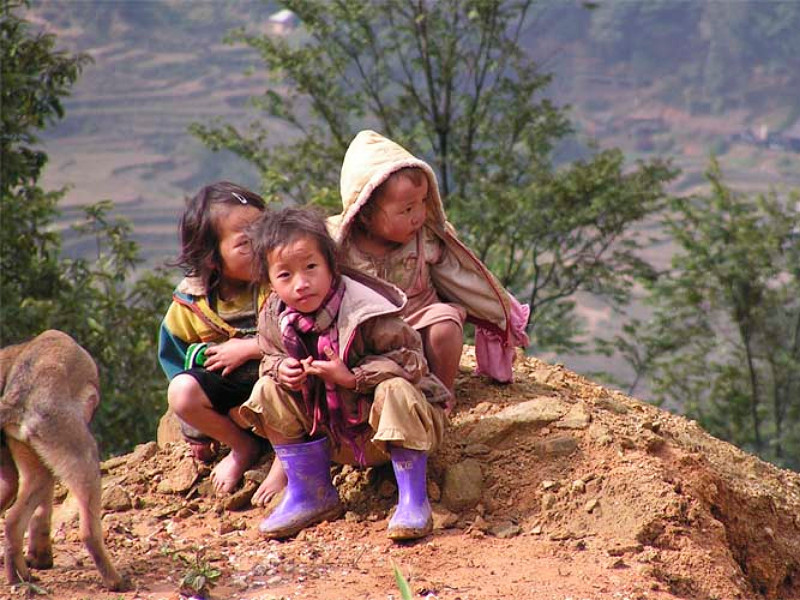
[3,349,799,600]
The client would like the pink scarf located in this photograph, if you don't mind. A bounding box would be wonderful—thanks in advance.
[279,278,367,460]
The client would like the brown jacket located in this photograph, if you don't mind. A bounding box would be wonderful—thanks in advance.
[328,129,520,339]
[257,271,451,412]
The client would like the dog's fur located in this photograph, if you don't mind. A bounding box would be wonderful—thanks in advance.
[0,330,126,590]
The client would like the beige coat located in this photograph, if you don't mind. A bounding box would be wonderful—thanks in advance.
[257,271,451,414]
[328,129,517,341]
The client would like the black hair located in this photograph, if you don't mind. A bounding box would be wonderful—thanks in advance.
[172,181,266,293]
[250,206,339,284]
[358,166,428,224]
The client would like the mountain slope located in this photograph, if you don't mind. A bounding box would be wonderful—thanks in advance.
[7,349,798,600]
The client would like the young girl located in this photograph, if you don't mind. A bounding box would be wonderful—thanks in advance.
[236,207,449,541]
[158,181,273,495]
[329,130,530,401]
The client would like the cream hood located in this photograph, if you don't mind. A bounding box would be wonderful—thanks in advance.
[332,130,448,243]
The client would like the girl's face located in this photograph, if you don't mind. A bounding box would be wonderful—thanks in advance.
[267,235,333,314]
[215,205,262,288]
[364,174,428,245]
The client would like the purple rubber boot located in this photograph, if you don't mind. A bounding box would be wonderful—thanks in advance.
[258,438,342,540]
[387,447,433,541]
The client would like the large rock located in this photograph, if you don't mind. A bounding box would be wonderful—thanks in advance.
[441,458,484,511]
[464,397,569,445]
[156,408,183,448]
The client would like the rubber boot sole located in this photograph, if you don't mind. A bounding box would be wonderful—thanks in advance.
[387,516,433,541]
[260,501,344,540]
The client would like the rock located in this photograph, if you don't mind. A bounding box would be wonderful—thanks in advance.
[465,397,569,445]
[472,402,493,415]
[442,459,484,511]
[542,493,556,510]
[464,443,492,456]
[102,483,132,511]
[642,430,666,453]
[55,492,81,526]
[431,504,459,529]
[608,542,643,556]
[156,408,183,449]
[571,479,586,493]
[129,441,158,464]
[156,457,199,494]
[594,396,629,415]
[533,434,579,457]
[641,419,662,433]
[378,479,397,498]
[223,480,257,511]
[244,467,267,484]
[101,455,128,472]
[196,479,214,498]
[218,518,245,534]
[490,522,521,539]
[470,514,490,533]
[427,479,441,502]
[585,498,599,513]
[556,402,592,430]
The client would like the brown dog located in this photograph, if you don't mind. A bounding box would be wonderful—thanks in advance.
[0,330,126,590]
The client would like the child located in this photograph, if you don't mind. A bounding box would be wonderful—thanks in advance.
[329,130,530,399]
[158,181,273,495]
[236,207,449,542]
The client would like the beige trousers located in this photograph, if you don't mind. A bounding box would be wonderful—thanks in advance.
[235,376,446,465]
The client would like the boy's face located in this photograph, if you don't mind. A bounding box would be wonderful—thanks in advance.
[216,204,262,285]
[365,174,428,245]
[267,235,333,314]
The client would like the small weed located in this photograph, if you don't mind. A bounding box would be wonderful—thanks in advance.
[391,560,413,600]
[11,578,49,597]
[177,547,221,599]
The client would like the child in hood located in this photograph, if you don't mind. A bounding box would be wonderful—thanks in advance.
[328,130,530,402]
[237,207,449,541]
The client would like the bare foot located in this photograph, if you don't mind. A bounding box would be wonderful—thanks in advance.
[251,456,288,506]
[211,436,261,495]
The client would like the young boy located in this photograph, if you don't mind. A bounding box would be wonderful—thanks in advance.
[236,207,449,541]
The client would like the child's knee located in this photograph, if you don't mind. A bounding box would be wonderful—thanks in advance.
[167,374,201,414]
[373,378,433,419]
[428,320,463,348]
[239,377,308,440]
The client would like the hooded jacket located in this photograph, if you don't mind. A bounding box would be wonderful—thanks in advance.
[328,130,529,382]
[257,270,451,415]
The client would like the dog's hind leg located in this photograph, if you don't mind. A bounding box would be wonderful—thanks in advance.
[0,436,19,512]
[35,426,127,591]
[3,437,52,585]
[26,479,54,569]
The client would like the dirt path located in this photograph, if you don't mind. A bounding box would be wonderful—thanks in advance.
[3,351,799,600]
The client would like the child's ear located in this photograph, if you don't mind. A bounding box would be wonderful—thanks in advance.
[204,254,220,276]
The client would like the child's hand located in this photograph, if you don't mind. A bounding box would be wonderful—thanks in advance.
[278,357,306,390]
[203,338,259,377]
[301,346,356,389]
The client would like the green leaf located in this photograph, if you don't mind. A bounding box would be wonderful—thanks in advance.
[391,560,414,600]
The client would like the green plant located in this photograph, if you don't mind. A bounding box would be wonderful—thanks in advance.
[0,0,173,458]
[391,560,413,600]
[193,0,676,354]
[177,547,222,599]
[604,159,800,469]
[11,577,48,597]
